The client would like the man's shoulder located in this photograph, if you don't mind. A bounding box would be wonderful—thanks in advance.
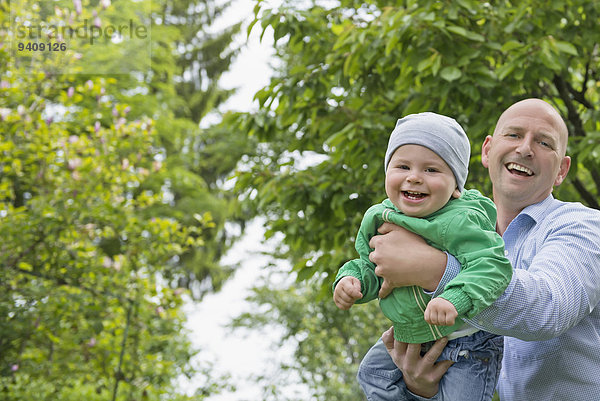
[547,198,600,219]
[538,197,600,232]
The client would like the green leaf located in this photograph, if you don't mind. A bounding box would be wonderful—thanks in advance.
[447,25,485,41]
[440,66,462,81]
[555,41,578,56]
[501,40,522,52]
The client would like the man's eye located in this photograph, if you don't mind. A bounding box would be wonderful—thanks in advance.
[539,141,552,148]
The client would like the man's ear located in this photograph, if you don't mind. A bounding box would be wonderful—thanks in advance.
[554,156,571,187]
[481,135,493,168]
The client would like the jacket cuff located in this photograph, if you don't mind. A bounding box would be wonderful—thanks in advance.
[438,288,473,317]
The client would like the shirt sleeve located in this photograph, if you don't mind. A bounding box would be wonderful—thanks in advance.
[466,207,600,341]
[425,252,461,297]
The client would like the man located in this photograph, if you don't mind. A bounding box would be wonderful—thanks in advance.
[358,98,600,400]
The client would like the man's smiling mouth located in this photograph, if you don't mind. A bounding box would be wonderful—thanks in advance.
[506,162,534,176]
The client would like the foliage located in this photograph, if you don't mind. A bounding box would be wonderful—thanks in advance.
[237,0,600,293]
[137,0,256,297]
[1,0,245,398]
[0,69,205,400]
[232,272,388,401]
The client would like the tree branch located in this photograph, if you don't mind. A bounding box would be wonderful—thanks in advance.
[111,300,134,401]
[571,177,600,210]
[553,74,586,137]
[564,63,593,109]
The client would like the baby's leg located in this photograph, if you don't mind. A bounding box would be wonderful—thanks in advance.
[438,332,503,401]
[358,338,442,401]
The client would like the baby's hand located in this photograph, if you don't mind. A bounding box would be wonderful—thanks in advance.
[424,297,458,326]
[333,276,363,310]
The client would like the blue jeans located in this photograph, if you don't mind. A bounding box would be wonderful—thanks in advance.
[357,331,503,401]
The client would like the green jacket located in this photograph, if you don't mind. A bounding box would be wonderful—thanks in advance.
[333,189,512,343]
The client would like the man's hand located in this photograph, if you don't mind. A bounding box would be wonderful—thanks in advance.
[369,223,447,297]
[333,276,363,310]
[382,327,453,398]
[424,298,458,326]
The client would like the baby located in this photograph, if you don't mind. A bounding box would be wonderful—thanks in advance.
[333,112,512,400]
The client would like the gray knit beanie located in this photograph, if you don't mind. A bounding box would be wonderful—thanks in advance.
[384,112,470,193]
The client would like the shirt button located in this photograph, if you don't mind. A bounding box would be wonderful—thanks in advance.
[504,250,509,256]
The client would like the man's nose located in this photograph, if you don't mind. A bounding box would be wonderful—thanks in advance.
[516,138,534,157]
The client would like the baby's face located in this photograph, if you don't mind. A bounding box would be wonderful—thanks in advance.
[385,144,460,217]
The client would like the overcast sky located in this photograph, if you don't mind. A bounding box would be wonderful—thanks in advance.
[182,1,298,400]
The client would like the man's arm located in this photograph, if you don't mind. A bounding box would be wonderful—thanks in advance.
[468,206,600,340]
[368,222,452,296]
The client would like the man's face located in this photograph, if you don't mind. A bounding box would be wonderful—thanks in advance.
[482,100,571,209]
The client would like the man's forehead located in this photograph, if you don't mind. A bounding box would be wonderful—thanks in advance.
[500,124,558,139]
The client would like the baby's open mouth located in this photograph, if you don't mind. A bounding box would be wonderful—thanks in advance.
[506,162,534,176]
[403,191,428,200]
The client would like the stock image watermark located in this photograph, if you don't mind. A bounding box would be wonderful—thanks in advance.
[8,0,151,75]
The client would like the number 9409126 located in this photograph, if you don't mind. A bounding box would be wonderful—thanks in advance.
[18,42,67,51]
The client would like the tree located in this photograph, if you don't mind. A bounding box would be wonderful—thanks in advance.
[237,0,600,294]
[231,0,600,396]
[232,272,387,401]
[0,0,242,398]
[135,0,255,298]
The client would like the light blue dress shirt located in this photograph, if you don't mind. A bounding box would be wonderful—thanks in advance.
[439,195,600,400]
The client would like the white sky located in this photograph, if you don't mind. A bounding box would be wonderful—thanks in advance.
[182,1,303,400]
[201,0,280,127]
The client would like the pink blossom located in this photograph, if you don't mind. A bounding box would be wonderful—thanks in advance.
[102,256,112,268]
[93,11,101,28]
[94,120,101,132]
[11,364,18,372]
[67,86,74,98]
[73,0,82,15]
[68,158,82,170]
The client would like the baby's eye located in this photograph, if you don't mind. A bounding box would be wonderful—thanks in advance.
[397,165,410,170]
[425,168,439,173]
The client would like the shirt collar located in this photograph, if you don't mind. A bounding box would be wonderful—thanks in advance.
[518,194,556,224]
